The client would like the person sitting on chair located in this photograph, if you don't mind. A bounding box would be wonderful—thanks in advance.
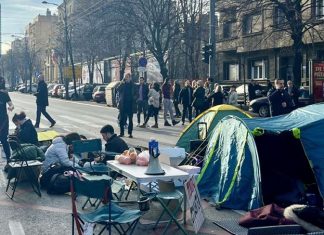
[100,124,128,154]
[12,111,39,146]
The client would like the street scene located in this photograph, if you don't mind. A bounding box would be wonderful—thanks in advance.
[1,0,324,235]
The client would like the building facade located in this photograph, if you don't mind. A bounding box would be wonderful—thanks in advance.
[26,9,58,82]
[216,0,324,85]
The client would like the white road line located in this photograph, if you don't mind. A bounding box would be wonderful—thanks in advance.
[9,221,25,235]
[59,115,102,128]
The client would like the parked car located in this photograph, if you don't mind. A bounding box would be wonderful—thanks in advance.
[18,84,37,93]
[62,85,85,100]
[51,84,64,97]
[236,84,268,105]
[47,83,56,96]
[105,81,120,107]
[92,85,106,103]
[249,86,312,117]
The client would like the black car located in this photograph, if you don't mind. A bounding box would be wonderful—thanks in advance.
[249,87,312,117]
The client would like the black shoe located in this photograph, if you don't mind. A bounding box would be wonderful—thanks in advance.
[118,134,124,137]
[49,121,56,128]
[182,122,184,125]
[34,125,39,128]
[172,120,180,126]
[128,134,133,138]
[164,121,171,126]
[3,164,9,173]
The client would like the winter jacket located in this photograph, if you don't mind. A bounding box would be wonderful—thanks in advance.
[105,134,128,154]
[117,81,137,113]
[137,83,149,101]
[207,91,224,106]
[42,137,73,173]
[173,83,181,102]
[228,91,238,105]
[11,144,45,162]
[179,86,193,106]
[267,88,293,116]
[193,87,206,108]
[148,89,160,108]
[17,119,39,146]
[35,80,49,107]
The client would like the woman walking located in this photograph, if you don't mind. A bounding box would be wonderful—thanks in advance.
[140,83,160,128]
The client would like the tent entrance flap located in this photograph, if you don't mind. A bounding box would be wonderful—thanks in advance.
[254,131,321,207]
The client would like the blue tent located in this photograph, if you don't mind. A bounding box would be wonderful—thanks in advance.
[197,104,324,210]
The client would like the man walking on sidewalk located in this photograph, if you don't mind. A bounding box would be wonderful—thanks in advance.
[136,77,149,126]
[34,74,56,128]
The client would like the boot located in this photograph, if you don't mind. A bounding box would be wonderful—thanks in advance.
[151,123,158,128]
[139,124,147,128]
[172,120,180,126]
[164,121,171,126]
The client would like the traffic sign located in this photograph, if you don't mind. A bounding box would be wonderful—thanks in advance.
[139,57,147,67]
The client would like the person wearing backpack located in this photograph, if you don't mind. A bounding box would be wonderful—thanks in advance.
[40,132,81,191]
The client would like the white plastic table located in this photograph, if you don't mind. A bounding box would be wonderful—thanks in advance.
[106,160,190,224]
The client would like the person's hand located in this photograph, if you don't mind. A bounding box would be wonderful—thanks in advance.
[282,102,287,108]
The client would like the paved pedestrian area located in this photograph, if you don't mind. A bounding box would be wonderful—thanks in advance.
[0,157,241,235]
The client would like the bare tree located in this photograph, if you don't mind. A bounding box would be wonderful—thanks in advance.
[116,0,181,80]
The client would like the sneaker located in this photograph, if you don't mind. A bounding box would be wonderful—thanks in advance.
[172,120,180,126]
[164,121,171,126]
[151,124,158,128]
[49,121,56,128]
[118,134,124,137]
[128,134,133,138]
[139,124,146,128]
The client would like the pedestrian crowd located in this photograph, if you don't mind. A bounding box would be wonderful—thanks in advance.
[116,74,240,138]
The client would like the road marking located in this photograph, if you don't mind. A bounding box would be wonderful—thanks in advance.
[59,115,102,128]
[9,221,25,235]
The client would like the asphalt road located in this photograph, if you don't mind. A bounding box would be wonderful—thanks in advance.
[8,92,185,148]
[0,92,233,235]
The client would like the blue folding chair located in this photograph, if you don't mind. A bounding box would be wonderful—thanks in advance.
[71,174,142,235]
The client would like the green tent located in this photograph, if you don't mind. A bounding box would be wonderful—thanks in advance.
[198,104,324,210]
[176,104,251,152]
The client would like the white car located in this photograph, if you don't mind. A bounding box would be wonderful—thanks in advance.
[63,85,85,100]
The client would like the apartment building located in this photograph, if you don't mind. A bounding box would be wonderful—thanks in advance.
[216,0,324,84]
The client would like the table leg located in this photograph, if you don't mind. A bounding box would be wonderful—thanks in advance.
[137,181,141,200]
[183,181,187,225]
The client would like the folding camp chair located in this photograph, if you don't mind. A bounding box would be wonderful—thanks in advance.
[72,139,125,208]
[5,139,42,199]
[71,174,142,235]
[153,180,187,235]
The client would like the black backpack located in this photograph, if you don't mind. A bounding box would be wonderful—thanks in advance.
[47,173,70,195]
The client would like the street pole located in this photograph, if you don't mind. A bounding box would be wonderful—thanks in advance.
[209,0,216,87]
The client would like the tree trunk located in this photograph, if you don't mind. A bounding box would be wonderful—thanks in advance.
[292,41,303,88]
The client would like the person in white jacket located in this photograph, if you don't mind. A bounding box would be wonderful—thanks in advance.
[42,133,81,173]
[140,83,160,128]
[228,85,238,106]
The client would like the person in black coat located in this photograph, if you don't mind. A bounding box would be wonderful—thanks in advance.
[34,74,55,128]
[207,85,224,107]
[173,80,182,117]
[179,80,193,125]
[192,80,206,116]
[117,74,138,138]
[285,80,300,109]
[136,77,149,126]
[248,79,262,101]
[100,124,128,154]
[268,79,293,117]
[12,112,39,146]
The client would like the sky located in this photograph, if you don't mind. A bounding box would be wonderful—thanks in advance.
[1,0,58,54]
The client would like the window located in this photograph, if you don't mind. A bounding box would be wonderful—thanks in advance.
[224,63,239,81]
[273,7,287,26]
[250,59,268,79]
[315,0,324,19]
[223,21,237,39]
[243,13,263,35]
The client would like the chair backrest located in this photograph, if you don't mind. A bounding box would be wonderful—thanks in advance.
[157,180,176,193]
[72,139,102,154]
[72,174,113,201]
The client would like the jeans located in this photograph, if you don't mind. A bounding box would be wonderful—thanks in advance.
[163,98,174,122]
[137,100,148,124]
[173,100,181,117]
[35,105,55,126]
